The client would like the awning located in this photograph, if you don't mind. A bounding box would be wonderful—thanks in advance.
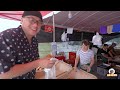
[0,11,52,21]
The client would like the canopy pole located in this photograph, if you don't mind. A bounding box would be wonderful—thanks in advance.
[53,12,55,42]
[51,12,57,57]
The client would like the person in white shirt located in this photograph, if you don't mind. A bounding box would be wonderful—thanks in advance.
[74,39,95,73]
[61,31,67,42]
[92,32,102,48]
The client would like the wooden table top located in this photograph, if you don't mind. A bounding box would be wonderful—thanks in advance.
[35,60,97,79]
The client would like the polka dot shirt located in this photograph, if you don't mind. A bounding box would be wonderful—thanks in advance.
[0,25,39,79]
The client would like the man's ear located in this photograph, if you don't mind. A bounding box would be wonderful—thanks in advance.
[20,18,23,24]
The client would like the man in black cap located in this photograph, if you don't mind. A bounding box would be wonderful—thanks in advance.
[0,11,56,79]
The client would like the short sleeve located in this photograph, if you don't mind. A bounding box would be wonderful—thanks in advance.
[0,32,16,74]
[76,50,80,56]
[90,50,94,58]
[92,35,95,43]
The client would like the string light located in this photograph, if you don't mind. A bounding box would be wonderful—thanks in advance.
[68,11,72,18]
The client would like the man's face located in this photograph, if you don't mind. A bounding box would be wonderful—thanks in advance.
[21,15,43,37]
[82,43,89,50]
[105,46,108,50]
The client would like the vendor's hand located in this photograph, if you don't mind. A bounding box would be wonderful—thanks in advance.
[38,57,56,68]
[73,67,77,72]
[87,66,91,73]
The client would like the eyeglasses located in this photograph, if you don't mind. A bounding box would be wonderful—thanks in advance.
[25,16,43,25]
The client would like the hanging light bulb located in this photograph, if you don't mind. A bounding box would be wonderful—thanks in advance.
[68,11,72,18]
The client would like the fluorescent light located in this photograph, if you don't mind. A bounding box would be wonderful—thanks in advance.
[68,11,72,18]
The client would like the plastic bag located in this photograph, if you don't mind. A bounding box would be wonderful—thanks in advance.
[44,67,56,79]
[44,58,57,79]
[51,42,57,57]
[61,32,67,42]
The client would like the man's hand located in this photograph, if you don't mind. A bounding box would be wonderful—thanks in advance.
[87,66,91,73]
[73,67,77,72]
[38,57,56,68]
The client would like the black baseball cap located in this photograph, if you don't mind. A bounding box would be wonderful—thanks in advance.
[22,11,43,22]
